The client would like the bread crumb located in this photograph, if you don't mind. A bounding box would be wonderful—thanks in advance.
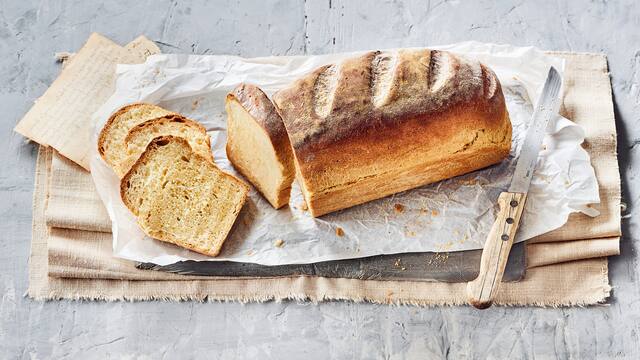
[246,249,255,256]
[274,239,284,248]
[404,230,416,237]
[428,252,450,267]
[335,227,345,237]
[191,98,200,110]
[431,209,439,217]
[394,203,405,213]
[394,259,406,271]
[420,208,429,215]
[299,202,308,211]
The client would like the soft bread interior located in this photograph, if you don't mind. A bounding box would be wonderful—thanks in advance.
[226,99,293,208]
[99,104,173,176]
[121,136,248,257]
[119,116,213,175]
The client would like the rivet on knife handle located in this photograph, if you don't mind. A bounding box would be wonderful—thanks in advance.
[466,191,527,309]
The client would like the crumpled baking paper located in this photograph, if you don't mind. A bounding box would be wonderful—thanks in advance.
[91,41,600,266]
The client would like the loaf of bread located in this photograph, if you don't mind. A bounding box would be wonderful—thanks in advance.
[225,84,295,209]
[121,114,213,175]
[120,136,248,257]
[272,49,512,217]
[98,103,174,177]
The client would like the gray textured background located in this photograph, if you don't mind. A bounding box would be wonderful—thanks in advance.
[1,0,639,358]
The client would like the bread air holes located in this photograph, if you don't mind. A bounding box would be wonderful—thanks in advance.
[180,155,190,163]
[156,139,170,146]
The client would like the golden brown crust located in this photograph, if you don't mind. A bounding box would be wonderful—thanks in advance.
[225,84,295,208]
[272,49,512,217]
[227,84,293,159]
[124,114,213,163]
[98,103,157,160]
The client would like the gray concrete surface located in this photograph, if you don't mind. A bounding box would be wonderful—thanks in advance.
[1,0,639,358]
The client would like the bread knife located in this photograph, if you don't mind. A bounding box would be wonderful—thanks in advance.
[467,67,562,309]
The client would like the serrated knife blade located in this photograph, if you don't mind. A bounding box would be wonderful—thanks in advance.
[509,66,562,194]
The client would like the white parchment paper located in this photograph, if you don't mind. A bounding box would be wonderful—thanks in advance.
[91,42,600,266]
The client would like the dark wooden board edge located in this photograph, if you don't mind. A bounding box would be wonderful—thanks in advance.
[136,242,526,283]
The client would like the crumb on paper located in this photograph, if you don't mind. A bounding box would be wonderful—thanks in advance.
[274,239,284,248]
[404,230,416,237]
[564,179,572,188]
[246,249,255,256]
[458,234,468,245]
[191,98,201,110]
[437,241,454,252]
[457,178,479,186]
[431,209,439,217]
[299,202,308,211]
[420,208,429,216]
[335,227,345,237]
[394,203,405,213]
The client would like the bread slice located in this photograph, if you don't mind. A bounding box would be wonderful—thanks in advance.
[120,136,248,257]
[120,114,213,175]
[225,84,295,209]
[98,103,174,177]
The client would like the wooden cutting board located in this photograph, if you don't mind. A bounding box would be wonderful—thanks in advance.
[138,242,526,282]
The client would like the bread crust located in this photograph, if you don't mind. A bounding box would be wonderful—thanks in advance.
[226,84,294,169]
[272,49,512,217]
[97,103,169,160]
[226,84,295,208]
[125,114,213,163]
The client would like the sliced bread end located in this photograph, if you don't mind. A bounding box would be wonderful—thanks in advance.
[225,84,295,209]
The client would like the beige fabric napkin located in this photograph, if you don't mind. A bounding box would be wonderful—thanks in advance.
[22,33,621,305]
[30,146,614,305]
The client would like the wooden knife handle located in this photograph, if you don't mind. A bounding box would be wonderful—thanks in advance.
[467,192,527,309]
